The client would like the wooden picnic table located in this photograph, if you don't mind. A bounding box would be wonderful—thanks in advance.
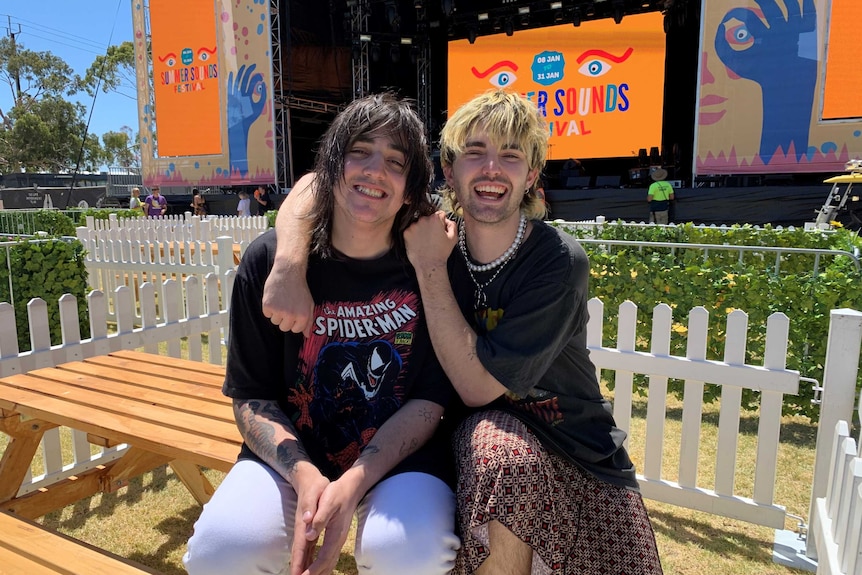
[0,350,240,520]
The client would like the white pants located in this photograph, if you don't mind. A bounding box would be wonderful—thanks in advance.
[183,460,460,575]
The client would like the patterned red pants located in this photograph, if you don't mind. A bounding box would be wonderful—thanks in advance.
[453,410,663,575]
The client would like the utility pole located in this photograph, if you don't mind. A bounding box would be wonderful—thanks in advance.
[6,16,22,105]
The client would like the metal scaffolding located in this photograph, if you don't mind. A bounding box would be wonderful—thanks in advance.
[270,0,292,188]
[350,0,371,100]
[414,3,431,136]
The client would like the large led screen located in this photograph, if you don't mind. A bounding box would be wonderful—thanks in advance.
[133,0,276,186]
[448,13,667,161]
[695,0,862,175]
[822,0,862,120]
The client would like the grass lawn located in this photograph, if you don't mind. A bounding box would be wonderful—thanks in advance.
[0,381,818,575]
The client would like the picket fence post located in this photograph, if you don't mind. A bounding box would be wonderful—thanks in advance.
[807,309,862,559]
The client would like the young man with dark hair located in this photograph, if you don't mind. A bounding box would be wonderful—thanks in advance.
[184,93,460,575]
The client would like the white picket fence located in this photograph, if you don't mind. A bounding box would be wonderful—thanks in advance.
[811,419,862,575]
[75,213,268,323]
[587,300,799,528]
[1,281,862,569]
[84,212,269,244]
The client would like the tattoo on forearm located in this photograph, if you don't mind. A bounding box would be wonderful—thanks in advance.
[399,437,420,457]
[234,399,308,479]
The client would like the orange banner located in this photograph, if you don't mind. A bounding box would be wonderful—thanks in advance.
[150,0,221,156]
[448,13,666,160]
[822,0,862,120]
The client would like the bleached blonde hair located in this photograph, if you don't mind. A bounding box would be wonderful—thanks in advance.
[438,90,548,219]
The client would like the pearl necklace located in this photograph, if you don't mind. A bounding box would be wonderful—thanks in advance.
[459,213,527,272]
[459,214,527,308]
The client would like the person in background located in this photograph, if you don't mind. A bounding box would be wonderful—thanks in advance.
[143,185,167,217]
[129,187,144,216]
[183,92,460,575]
[253,184,273,215]
[647,168,674,224]
[260,90,663,575]
[191,188,207,217]
[237,190,251,217]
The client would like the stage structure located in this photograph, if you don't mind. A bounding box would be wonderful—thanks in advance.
[348,0,433,132]
[270,0,289,190]
[132,0,278,188]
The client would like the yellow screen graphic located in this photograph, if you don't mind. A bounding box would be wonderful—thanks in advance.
[822,0,862,120]
[448,13,666,160]
[150,0,222,156]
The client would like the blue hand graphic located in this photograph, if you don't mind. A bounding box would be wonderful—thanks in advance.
[227,64,267,177]
[714,0,816,164]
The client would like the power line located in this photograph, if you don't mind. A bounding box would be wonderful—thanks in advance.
[18,31,104,56]
[0,13,109,51]
[70,0,125,199]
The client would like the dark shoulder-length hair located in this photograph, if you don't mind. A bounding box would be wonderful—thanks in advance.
[308,92,435,258]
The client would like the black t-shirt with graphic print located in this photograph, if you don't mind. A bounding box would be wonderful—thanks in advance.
[448,220,639,489]
[224,230,455,481]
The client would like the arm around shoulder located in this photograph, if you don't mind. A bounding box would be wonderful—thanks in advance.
[262,172,318,333]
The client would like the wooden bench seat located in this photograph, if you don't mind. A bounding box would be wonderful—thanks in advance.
[0,510,162,574]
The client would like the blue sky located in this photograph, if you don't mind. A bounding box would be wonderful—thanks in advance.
[0,0,137,141]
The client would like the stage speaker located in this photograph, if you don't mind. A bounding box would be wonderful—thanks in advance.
[638,148,649,167]
[565,176,591,189]
[595,175,621,188]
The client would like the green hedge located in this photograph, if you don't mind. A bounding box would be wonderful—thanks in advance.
[556,222,862,421]
[0,237,90,352]
[0,210,77,236]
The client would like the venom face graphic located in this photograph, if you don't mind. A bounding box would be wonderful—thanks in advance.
[316,340,402,400]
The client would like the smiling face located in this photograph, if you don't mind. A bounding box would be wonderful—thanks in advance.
[333,134,409,232]
[444,127,537,226]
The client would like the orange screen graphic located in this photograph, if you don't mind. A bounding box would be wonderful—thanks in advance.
[448,13,666,160]
[822,0,862,120]
[150,0,222,156]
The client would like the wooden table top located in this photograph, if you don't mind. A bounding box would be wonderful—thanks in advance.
[0,350,241,473]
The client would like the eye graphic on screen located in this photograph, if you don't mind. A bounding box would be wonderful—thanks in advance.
[575,47,633,78]
[578,59,611,77]
[198,47,217,62]
[489,70,517,87]
[472,61,519,88]
[722,19,755,51]
[158,52,178,67]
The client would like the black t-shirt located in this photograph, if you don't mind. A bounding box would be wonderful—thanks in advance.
[224,230,455,481]
[255,190,272,215]
[449,220,638,489]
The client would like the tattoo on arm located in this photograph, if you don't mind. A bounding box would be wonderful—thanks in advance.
[419,406,435,423]
[399,437,420,457]
[234,399,309,480]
